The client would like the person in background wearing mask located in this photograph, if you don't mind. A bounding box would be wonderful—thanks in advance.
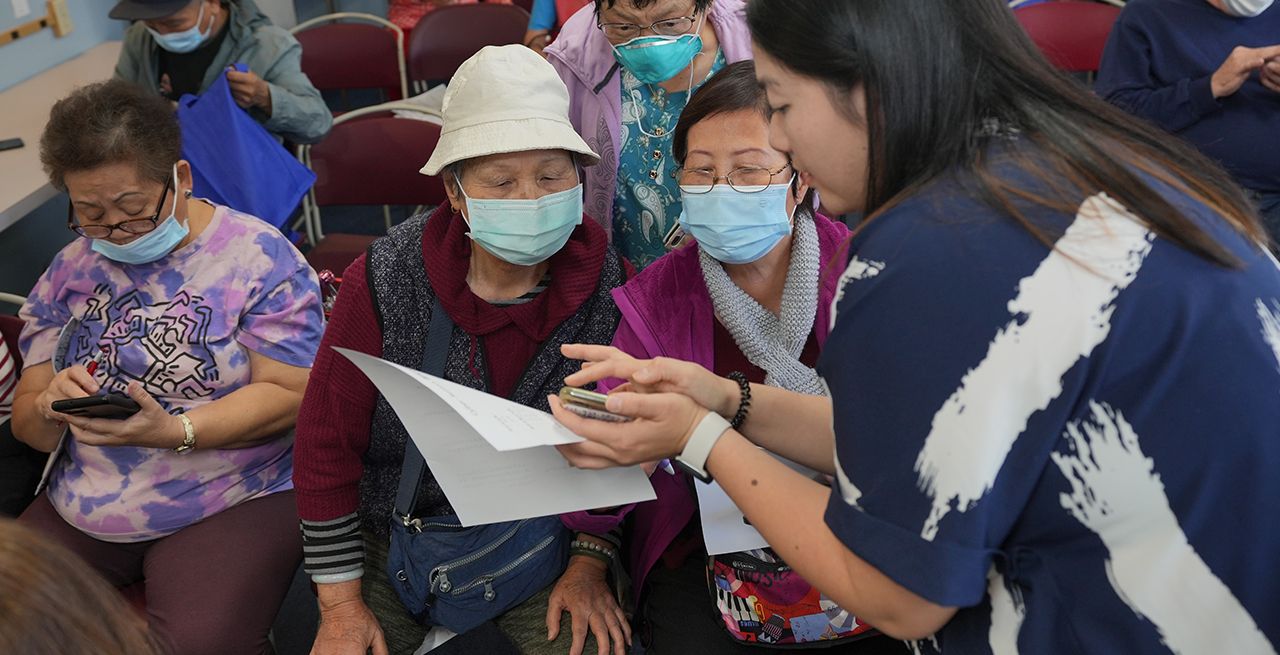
[1097,0,1280,243]
[556,61,910,655]
[293,45,631,655]
[10,79,323,655]
[111,0,332,144]
[546,0,752,270]
[523,0,592,56]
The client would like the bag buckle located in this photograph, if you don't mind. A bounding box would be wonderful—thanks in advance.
[400,513,424,534]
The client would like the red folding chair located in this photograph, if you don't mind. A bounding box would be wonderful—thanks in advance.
[407,3,532,91]
[297,102,447,274]
[292,13,409,108]
[1013,1,1123,75]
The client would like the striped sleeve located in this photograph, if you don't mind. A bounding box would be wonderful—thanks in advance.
[0,339,15,421]
[301,513,365,584]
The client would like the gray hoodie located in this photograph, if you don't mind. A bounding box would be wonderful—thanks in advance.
[114,0,332,144]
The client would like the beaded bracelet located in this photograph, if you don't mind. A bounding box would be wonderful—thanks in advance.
[727,371,752,430]
[570,539,616,566]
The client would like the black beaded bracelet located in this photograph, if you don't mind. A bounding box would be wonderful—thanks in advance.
[727,371,751,430]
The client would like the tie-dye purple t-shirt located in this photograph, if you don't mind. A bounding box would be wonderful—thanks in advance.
[19,205,323,543]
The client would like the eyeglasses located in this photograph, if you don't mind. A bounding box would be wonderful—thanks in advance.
[67,175,173,240]
[598,11,698,41]
[677,163,792,194]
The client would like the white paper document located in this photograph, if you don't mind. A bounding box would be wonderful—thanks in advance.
[696,456,823,556]
[336,348,656,527]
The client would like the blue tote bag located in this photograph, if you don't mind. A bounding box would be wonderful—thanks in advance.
[177,64,316,230]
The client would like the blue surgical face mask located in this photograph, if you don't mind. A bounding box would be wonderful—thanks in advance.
[92,167,191,265]
[456,175,584,267]
[679,180,795,265]
[147,1,213,54]
[610,16,705,84]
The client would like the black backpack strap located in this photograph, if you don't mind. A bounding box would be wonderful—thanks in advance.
[393,295,455,528]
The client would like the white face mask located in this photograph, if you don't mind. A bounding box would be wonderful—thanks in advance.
[1217,0,1274,17]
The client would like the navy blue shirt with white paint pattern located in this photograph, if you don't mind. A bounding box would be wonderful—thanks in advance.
[819,166,1280,654]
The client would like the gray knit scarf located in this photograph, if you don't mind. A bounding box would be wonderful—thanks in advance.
[699,209,828,396]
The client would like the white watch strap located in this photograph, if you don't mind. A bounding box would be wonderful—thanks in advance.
[676,412,732,479]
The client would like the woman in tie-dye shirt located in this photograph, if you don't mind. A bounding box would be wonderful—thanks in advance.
[9,80,323,655]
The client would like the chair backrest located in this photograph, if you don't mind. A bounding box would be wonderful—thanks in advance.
[1014,1,1123,73]
[0,292,27,372]
[292,13,408,101]
[302,103,447,210]
[407,4,532,88]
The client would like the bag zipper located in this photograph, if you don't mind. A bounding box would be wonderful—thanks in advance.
[448,533,559,600]
[430,520,526,593]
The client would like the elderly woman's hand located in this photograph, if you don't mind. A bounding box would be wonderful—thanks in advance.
[545,554,630,655]
[61,381,186,450]
[561,344,741,419]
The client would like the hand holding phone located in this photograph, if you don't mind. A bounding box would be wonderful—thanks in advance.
[558,387,633,423]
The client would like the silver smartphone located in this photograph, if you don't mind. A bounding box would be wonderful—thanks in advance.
[558,387,633,423]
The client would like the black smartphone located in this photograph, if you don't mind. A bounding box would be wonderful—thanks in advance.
[0,138,24,152]
[558,386,633,423]
[51,394,141,419]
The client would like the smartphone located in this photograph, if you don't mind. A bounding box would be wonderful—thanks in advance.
[51,394,141,419]
[0,138,23,152]
[558,387,633,423]
[662,223,688,251]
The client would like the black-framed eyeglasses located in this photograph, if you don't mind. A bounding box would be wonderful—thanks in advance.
[677,163,793,194]
[67,175,173,240]
[598,9,699,41]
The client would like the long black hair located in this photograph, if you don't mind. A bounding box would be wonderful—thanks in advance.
[747,0,1268,265]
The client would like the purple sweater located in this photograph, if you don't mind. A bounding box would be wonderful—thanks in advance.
[562,212,851,598]
[545,0,755,238]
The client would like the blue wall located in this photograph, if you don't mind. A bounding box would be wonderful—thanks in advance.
[0,0,124,92]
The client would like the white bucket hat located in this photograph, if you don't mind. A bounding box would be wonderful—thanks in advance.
[421,45,600,176]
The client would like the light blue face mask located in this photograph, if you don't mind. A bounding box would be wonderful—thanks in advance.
[679,180,795,265]
[92,169,191,265]
[610,17,705,85]
[147,1,213,54]
[456,175,584,267]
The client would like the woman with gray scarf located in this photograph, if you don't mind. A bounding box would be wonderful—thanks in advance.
[556,62,902,654]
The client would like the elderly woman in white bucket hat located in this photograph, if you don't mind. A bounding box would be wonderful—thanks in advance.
[293,45,632,655]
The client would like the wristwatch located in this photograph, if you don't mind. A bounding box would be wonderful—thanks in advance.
[173,414,196,454]
[674,412,732,483]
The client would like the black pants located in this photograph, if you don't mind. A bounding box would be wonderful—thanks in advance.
[0,420,45,517]
[640,557,911,655]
